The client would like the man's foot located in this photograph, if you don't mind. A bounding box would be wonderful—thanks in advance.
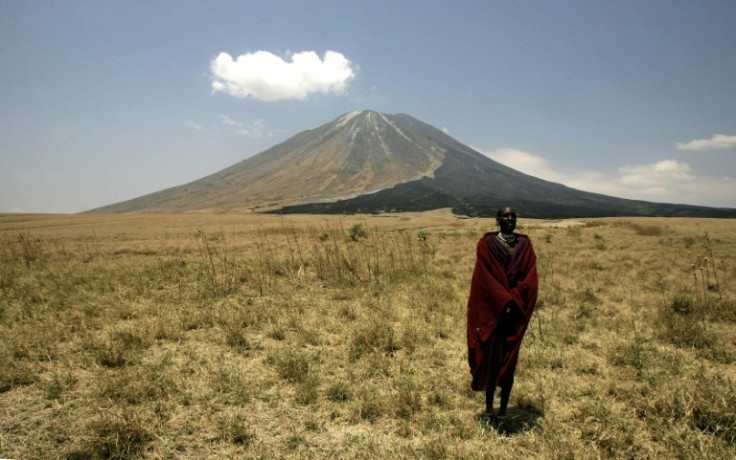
[493,414,511,434]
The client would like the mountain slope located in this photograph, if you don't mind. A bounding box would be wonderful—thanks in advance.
[87,110,736,218]
[88,111,447,213]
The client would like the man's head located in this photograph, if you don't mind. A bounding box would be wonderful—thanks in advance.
[496,206,517,234]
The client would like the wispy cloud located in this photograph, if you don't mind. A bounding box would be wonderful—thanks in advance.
[481,148,565,182]
[479,147,735,207]
[211,50,355,101]
[219,115,270,138]
[676,134,736,151]
[565,160,736,207]
[184,120,203,130]
[618,160,694,190]
[566,160,735,206]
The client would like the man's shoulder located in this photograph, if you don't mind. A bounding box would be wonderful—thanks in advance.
[516,234,537,256]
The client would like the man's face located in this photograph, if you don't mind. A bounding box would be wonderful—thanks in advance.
[497,207,517,234]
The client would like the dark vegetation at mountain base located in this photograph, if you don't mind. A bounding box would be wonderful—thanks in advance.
[86,110,736,219]
[273,149,736,219]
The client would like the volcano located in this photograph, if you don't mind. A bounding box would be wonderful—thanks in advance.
[87,110,735,218]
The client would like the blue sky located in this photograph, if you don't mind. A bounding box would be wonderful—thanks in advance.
[1,0,735,213]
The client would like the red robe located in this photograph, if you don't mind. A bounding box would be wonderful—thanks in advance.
[466,233,538,390]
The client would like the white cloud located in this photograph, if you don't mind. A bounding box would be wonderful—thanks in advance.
[565,159,734,205]
[556,158,691,198]
[220,115,270,138]
[576,159,736,207]
[619,159,694,188]
[479,147,736,207]
[480,148,565,182]
[211,50,355,101]
[184,120,203,130]
[676,134,736,151]
[485,148,547,170]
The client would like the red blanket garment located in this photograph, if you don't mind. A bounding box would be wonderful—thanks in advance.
[466,233,538,388]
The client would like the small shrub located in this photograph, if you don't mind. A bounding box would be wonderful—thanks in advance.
[574,287,601,307]
[326,381,351,402]
[658,299,717,349]
[100,358,178,405]
[348,320,400,361]
[216,412,255,446]
[593,233,606,250]
[586,261,604,271]
[671,292,695,315]
[295,376,320,405]
[12,233,51,267]
[273,352,311,383]
[348,223,368,241]
[710,298,736,322]
[85,413,153,459]
[395,381,422,419]
[337,303,357,321]
[355,392,384,422]
[44,371,77,401]
[92,328,151,368]
[208,364,252,405]
[267,325,286,341]
[0,359,36,393]
[225,327,253,352]
[691,373,736,443]
[629,223,665,236]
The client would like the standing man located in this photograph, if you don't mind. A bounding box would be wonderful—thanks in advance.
[466,206,538,422]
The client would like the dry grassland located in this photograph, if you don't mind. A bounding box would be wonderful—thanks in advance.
[1,210,735,459]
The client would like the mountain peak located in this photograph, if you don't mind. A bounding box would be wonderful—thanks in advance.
[86,111,736,218]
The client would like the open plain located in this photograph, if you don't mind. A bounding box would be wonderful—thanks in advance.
[1,210,734,459]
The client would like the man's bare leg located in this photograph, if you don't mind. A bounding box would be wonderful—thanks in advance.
[485,388,496,415]
[484,338,503,416]
[497,378,514,417]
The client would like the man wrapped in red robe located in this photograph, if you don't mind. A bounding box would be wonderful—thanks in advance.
[466,206,538,420]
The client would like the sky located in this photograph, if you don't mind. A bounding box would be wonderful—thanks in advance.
[1,0,735,214]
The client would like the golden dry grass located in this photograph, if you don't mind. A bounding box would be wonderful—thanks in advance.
[1,210,734,459]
